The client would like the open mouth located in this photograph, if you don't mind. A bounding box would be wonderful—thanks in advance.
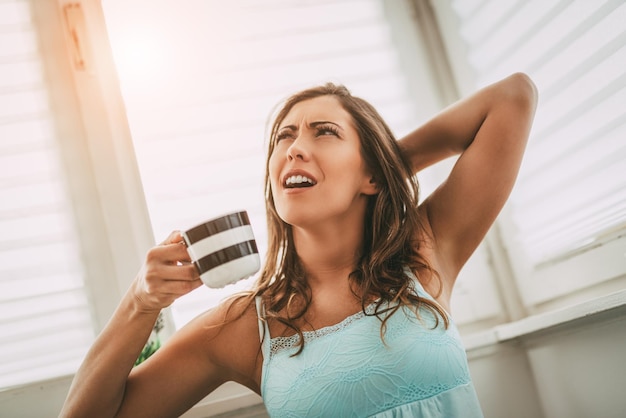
[284,175,317,189]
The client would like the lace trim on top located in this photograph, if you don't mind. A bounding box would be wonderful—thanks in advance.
[269,303,378,356]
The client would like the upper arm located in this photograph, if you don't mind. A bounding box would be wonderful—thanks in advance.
[421,73,538,284]
[115,297,261,418]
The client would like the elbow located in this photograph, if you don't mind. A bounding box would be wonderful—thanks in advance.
[506,72,539,110]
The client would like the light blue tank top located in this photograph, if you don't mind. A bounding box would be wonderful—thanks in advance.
[255,275,484,417]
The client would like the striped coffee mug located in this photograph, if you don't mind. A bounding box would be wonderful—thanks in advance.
[182,211,260,288]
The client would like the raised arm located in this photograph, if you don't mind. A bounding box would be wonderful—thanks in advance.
[59,233,261,418]
[400,73,538,295]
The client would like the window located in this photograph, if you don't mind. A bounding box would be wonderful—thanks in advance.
[102,0,502,329]
[0,0,155,393]
[0,0,95,388]
[430,0,626,308]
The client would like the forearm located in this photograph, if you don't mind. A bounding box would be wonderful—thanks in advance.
[60,232,202,417]
[398,72,537,174]
[60,283,160,418]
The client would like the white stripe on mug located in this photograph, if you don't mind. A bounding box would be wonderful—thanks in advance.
[198,254,260,289]
[185,224,255,264]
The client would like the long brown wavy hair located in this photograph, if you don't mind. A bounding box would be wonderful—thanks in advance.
[233,83,448,353]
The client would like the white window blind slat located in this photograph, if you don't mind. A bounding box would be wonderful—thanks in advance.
[1,181,66,212]
[2,212,72,244]
[140,126,264,165]
[530,4,626,89]
[150,155,263,195]
[475,0,623,84]
[0,288,93,388]
[0,324,92,359]
[0,2,30,25]
[0,89,48,119]
[468,0,563,70]
[513,161,626,263]
[214,24,393,70]
[522,86,626,175]
[1,309,91,342]
[0,1,95,389]
[535,54,626,136]
[445,0,626,303]
[0,30,38,58]
[0,241,81,272]
[0,117,53,148]
[220,0,383,39]
[1,147,60,178]
[0,60,43,88]
[460,0,519,45]
[451,0,487,20]
[0,333,93,388]
[0,273,84,302]
[0,347,90,385]
[0,286,89,322]
[516,117,626,203]
[127,48,402,113]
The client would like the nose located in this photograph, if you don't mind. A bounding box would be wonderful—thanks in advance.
[286,135,310,161]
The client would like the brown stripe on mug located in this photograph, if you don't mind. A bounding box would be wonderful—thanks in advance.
[195,240,259,274]
[185,211,251,245]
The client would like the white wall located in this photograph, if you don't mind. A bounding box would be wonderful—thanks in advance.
[467,298,626,418]
[0,375,73,418]
[526,311,626,418]
[468,344,544,418]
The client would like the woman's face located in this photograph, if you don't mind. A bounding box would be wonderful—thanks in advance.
[269,95,377,229]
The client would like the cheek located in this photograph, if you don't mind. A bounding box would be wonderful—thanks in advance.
[268,152,281,189]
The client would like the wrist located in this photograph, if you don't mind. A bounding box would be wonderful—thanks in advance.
[121,280,164,319]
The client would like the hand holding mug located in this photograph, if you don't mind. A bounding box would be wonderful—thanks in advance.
[133,231,203,312]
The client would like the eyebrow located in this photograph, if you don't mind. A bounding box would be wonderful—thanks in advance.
[278,120,344,132]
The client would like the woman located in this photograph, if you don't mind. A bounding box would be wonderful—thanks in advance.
[61,73,537,417]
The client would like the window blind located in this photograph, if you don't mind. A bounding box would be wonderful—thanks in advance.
[0,0,95,388]
[103,0,495,327]
[436,0,626,303]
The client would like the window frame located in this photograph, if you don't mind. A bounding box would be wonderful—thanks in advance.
[46,0,156,326]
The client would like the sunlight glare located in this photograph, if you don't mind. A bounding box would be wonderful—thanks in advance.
[110,27,168,87]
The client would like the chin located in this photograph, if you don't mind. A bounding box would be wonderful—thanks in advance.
[276,206,321,228]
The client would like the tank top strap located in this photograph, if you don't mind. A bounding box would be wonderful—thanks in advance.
[404,267,452,318]
[254,296,270,358]
[403,267,428,297]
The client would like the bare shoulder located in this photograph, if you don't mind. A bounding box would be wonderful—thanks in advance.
[148,293,263,393]
[118,295,263,417]
[191,294,263,390]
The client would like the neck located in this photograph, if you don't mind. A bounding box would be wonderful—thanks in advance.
[292,215,364,287]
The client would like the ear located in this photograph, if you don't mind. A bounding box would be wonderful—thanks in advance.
[362,175,380,196]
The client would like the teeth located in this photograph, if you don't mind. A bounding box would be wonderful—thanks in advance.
[285,175,315,185]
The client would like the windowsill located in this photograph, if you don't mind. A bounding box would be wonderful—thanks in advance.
[181,382,264,417]
[462,288,626,351]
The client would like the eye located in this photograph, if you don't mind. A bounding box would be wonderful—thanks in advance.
[275,131,295,142]
[315,125,340,137]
